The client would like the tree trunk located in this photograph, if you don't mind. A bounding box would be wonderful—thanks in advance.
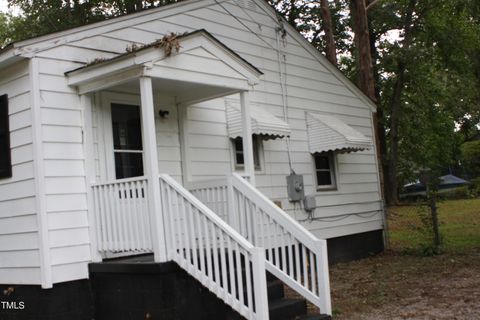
[387,62,406,205]
[320,0,337,65]
[386,0,416,205]
[366,4,388,201]
[350,0,376,102]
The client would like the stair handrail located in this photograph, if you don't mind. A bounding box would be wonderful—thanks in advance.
[188,174,332,315]
[159,174,269,320]
[230,173,332,315]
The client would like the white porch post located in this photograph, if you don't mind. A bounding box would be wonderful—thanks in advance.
[240,91,255,186]
[140,76,167,262]
[81,94,102,262]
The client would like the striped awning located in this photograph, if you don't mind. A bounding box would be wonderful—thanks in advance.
[226,101,291,140]
[306,112,372,153]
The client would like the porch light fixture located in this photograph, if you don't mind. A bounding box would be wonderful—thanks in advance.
[158,110,170,118]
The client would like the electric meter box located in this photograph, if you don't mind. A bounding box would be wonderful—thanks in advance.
[286,173,304,202]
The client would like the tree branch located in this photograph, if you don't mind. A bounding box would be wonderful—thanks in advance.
[366,0,383,11]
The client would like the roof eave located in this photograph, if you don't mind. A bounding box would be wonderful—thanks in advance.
[0,45,26,69]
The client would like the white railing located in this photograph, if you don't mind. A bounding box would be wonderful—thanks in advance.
[159,174,269,320]
[188,173,332,315]
[91,177,153,252]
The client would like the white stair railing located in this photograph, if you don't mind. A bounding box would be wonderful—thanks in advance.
[159,174,269,320]
[91,177,153,252]
[188,173,332,315]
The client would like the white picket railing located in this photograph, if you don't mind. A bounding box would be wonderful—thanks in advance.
[188,173,332,315]
[91,177,153,252]
[159,174,269,320]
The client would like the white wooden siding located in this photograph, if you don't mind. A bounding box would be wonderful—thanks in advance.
[0,60,41,285]
[63,0,381,237]
[154,97,183,182]
[2,0,383,284]
[35,56,92,284]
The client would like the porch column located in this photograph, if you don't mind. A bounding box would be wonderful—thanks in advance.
[81,94,102,262]
[240,91,255,186]
[140,76,167,262]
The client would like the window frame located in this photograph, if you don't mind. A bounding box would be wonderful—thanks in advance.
[0,94,12,179]
[313,152,337,191]
[232,135,263,172]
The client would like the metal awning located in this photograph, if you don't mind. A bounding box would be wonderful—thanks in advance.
[306,112,372,153]
[226,100,291,140]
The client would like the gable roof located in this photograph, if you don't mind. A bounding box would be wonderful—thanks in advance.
[66,29,262,76]
[0,0,376,110]
[66,29,263,100]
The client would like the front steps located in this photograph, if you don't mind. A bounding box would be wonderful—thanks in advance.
[264,274,331,320]
[89,255,332,320]
[225,272,331,320]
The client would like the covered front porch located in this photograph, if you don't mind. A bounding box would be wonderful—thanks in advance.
[67,30,262,260]
[67,30,331,319]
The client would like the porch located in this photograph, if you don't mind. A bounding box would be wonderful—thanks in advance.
[67,30,331,319]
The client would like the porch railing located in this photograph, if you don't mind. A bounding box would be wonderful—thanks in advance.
[91,177,153,252]
[188,173,332,315]
[159,174,269,320]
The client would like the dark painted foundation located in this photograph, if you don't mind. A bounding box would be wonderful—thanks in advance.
[0,230,383,319]
[327,229,385,264]
[0,280,93,320]
[89,257,241,320]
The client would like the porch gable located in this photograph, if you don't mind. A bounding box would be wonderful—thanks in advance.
[66,30,262,102]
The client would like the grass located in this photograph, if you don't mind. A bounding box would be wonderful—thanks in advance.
[329,198,480,319]
[388,198,480,253]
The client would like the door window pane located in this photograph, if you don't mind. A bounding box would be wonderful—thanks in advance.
[112,104,142,150]
[111,104,144,179]
[114,153,144,179]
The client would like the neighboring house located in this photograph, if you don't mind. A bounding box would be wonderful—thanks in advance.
[0,0,385,319]
[400,174,470,199]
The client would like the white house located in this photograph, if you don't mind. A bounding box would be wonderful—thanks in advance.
[0,0,385,319]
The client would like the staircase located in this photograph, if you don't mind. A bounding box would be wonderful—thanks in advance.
[91,173,332,319]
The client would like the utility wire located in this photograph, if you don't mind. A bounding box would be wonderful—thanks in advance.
[215,0,296,174]
[297,210,381,223]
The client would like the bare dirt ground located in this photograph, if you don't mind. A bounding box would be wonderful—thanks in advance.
[329,249,480,319]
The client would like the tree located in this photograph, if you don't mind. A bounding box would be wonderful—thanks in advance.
[3,0,182,42]
[319,0,337,65]
[461,140,480,178]
[349,0,376,101]
[384,0,416,204]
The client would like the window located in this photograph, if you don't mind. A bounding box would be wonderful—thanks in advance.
[314,152,336,190]
[111,103,144,179]
[0,94,11,179]
[233,136,261,170]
